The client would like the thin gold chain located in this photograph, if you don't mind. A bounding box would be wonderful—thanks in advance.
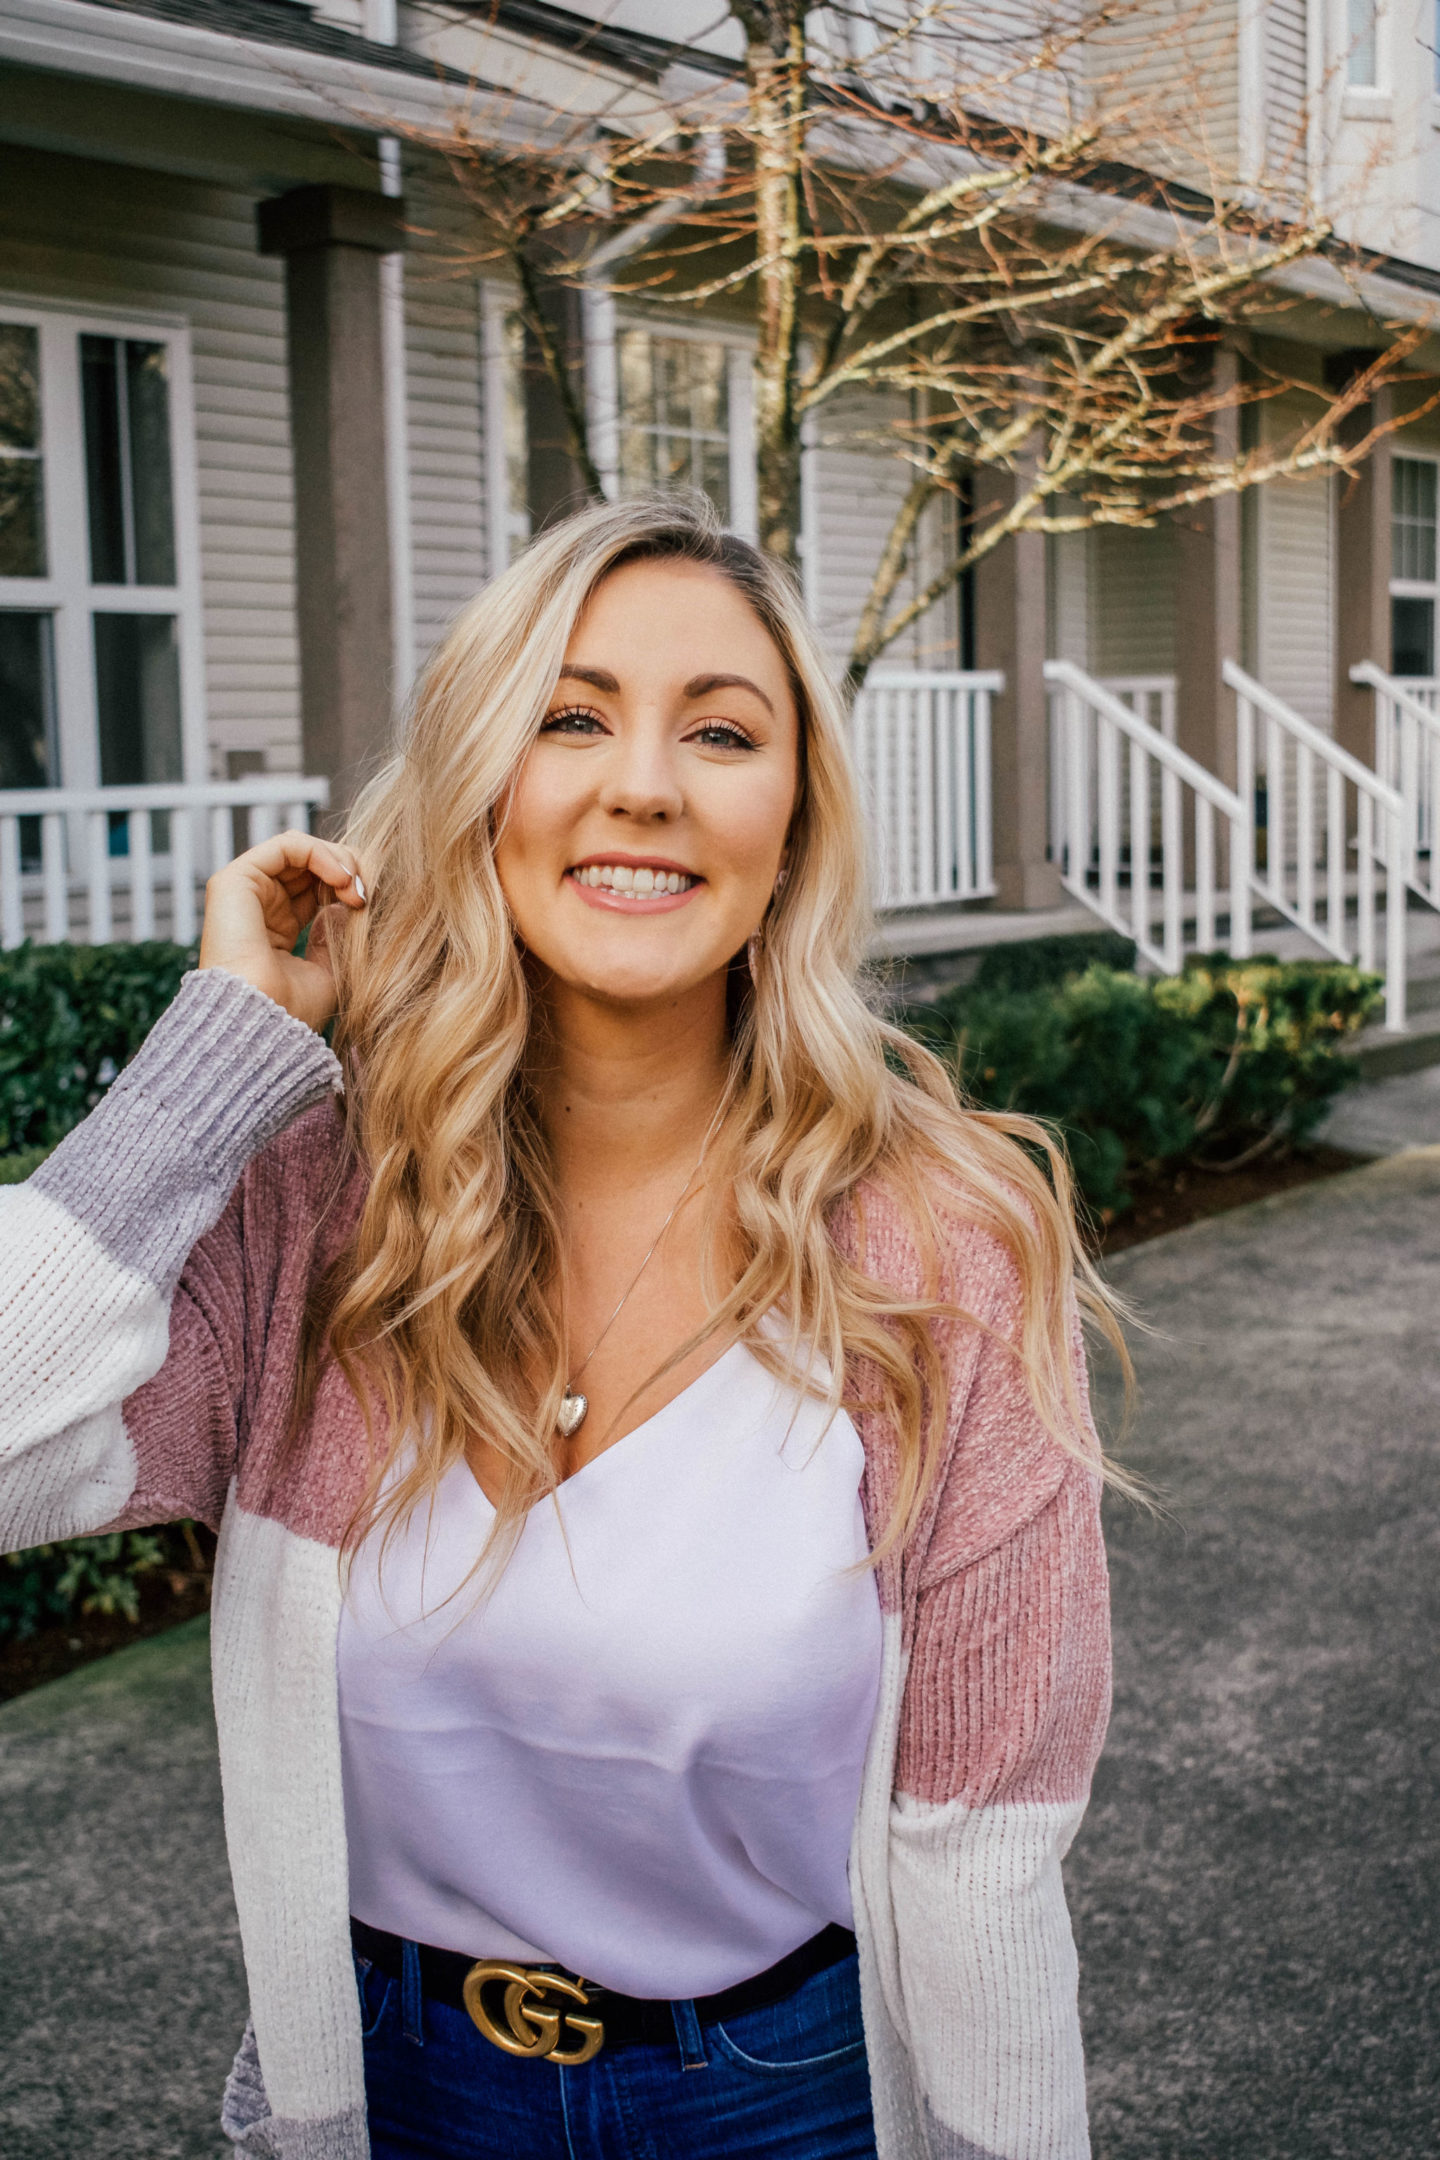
[565,1092,729,1391]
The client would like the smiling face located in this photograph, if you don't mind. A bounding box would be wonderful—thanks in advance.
[493,556,802,1015]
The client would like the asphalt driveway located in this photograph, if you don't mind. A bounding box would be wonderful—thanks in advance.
[1,1150,1438,2157]
[1067,1148,1440,2158]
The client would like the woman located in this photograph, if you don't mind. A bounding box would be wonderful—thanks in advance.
[0,495,1116,2160]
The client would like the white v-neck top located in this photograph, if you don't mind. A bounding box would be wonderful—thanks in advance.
[335,1341,883,1998]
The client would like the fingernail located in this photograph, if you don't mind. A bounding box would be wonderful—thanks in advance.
[353,875,367,903]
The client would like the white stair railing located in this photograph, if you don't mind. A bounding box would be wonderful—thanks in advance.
[850,671,1000,908]
[1225,662,1406,1030]
[1044,660,1251,972]
[1100,675,1178,740]
[0,776,331,949]
[1350,662,1440,907]
[1046,673,1177,864]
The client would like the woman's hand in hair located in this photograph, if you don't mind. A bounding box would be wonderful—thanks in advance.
[199,831,367,1032]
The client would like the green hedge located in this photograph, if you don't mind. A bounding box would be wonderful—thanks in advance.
[967,929,1138,995]
[0,939,195,1155]
[904,952,1381,1214]
[0,1524,210,1641]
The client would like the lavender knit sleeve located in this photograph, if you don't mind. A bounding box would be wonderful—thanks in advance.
[0,969,340,1552]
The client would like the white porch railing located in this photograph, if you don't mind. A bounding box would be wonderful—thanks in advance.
[1350,663,1440,905]
[1046,673,1178,867]
[850,671,999,908]
[1225,662,1406,1031]
[1044,661,1251,973]
[0,777,331,949]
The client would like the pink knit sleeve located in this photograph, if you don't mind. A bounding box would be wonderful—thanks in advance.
[899,1459,1110,1808]
[107,1182,251,1534]
[898,1267,1111,1807]
[885,1227,1110,2160]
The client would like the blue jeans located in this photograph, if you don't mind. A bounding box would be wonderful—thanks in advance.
[356,1941,878,2160]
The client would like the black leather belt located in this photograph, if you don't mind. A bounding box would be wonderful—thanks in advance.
[351,1915,856,2060]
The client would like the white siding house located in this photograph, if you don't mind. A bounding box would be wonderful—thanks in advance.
[0,0,1438,964]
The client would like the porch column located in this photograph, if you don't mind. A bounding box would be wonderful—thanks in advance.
[973,472,1060,909]
[257,183,407,810]
[1173,342,1242,787]
[1333,382,1394,767]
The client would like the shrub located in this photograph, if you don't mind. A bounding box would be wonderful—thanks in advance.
[0,939,194,1154]
[905,954,1381,1215]
[0,1143,52,1185]
[0,1524,211,1641]
[0,944,210,1657]
[970,929,1138,995]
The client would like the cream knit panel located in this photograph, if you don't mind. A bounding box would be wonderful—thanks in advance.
[0,1185,159,1545]
[885,1468,1109,2156]
[210,1499,367,2153]
[890,1794,1091,2160]
[850,1610,931,2160]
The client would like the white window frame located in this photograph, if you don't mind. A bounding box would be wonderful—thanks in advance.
[1391,449,1439,674]
[611,311,758,544]
[480,288,759,557]
[0,296,207,791]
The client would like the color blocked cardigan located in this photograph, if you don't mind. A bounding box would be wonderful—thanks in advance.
[0,968,1111,2160]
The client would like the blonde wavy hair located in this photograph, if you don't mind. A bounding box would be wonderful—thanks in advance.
[303,493,1126,1576]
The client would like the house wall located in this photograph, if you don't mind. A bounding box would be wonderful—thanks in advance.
[1047,527,1090,667]
[1264,0,1309,192]
[805,387,958,675]
[1252,390,1335,731]
[0,135,498,774]
[1090,522,1178,678]
[0,139,304,779]
[401,173,488,683]
[1084,0,1242,184]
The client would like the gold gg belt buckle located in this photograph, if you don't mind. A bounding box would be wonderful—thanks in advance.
[462,1960,604,2065]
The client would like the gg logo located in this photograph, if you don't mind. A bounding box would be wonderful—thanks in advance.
[462,1960,605,2065]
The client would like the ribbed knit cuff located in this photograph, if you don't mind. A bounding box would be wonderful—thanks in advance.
[107,967,342,1189]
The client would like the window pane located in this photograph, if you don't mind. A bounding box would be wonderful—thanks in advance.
[1392,596,1436,678]
[82,335,176,587]
[700,441,731,521]
[619,425,653,497]
[93,612,182,786]
[617,328,732,517]
[0,610,56,872]
[1347,0,1377,83]
[0,610,55,787]
[0,323,45,578]
[619,328,653,426]
[687,346,727,434]
[1393,458,1438,584]
[0,322,39,451]
[126,342,175,585]
[82,335,126,584]
[656,429,691,490]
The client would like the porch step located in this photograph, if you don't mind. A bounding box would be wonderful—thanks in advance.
[871,902,1103,1000]
[1346,1019,1440,1080]
[871,901,1098,960]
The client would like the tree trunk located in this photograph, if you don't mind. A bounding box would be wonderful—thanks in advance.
[744,11,805,572]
